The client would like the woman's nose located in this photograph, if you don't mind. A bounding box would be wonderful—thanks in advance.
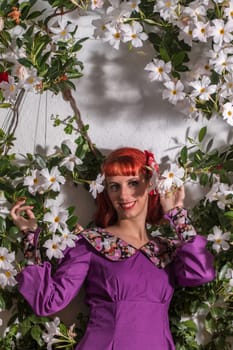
[119,184,130,199]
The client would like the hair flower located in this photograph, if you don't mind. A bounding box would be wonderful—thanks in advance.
[144,150,159,173]
[144,150,160,195]
[89,173,105,199]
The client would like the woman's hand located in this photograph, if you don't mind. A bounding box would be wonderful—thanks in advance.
[10,199,38,233]
[159,185,185,214]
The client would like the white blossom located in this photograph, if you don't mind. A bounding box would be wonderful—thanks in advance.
[48,17,75,42]
[219,73,233,99]
[40,166,66,192]
[225,268,233,287]
[224,1,233,22]
[207,226,231,253]
[222,102,233,126]
[23,169,44,195]
[205,181,233,209]
[189,76,217,101]
[91,0,104,10]
[89,173,105,199]
[44,206,69,233]
[154,0,178,21]
[0,75,19,101]
[23,68,42,92]
[209,50,233,74]
[145,59,171,82]
[192,21,211,42]
[60,232,77,248]
[92,17,109,38]
[210,19,233,45]
[60,155,82,171]
[0,248,15,270]
[43,235,66,260]
[157,164,185,194]
[121,22,148,48]
[42,317,61,350]
[121,0,141,14]
[162,80,186,104]
[0,268,17,288]
[102,24,123,49]
[0,191,10,218]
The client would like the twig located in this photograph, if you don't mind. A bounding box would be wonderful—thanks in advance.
[62,88,97,155]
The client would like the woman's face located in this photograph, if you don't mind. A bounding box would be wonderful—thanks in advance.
[105,173,149,222]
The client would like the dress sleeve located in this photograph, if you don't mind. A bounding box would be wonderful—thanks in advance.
[164,207,215,287]
[16,236,91,316]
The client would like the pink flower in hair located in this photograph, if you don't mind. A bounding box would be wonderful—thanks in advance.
[144,150,159,173]
[144,150,159,195]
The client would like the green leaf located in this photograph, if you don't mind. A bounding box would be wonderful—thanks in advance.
[34,154,47,169]
[223,160,233,171]
[190,172,197,181]
[200,172,209,186]
[61,143,71,156]
[180,146,188,165]
[30,325,43,345]
[17,57,32,68]
[159,47,170,62]
[198,126,207,142]
[20,318,32,336]
[204,317,216,334]
[206,138,214,153]
[0,216,6,233]
[224,211,233,218]
[0,103,12,108]
[67,215,78,228]
[171,51,186,67]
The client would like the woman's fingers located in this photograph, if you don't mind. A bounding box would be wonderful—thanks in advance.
[10,200,37,232]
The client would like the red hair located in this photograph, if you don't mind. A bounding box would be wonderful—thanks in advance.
[94,147,163,227]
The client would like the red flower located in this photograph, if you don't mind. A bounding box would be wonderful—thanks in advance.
[0,72,9,83]
[144,150,159,173]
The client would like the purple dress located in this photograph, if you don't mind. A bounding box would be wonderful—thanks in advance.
[17,209,215,350]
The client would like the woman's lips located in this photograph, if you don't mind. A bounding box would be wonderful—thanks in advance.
[119,201,136,210]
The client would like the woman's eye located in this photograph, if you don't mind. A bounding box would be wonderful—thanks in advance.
[129,180,139,187]
[109,184,120,191]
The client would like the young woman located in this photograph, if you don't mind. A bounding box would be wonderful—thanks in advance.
[11,147,215,350]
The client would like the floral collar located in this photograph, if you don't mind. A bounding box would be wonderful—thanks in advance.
[80,227,179,269]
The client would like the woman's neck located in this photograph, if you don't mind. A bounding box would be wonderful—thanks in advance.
[107,218,148,242]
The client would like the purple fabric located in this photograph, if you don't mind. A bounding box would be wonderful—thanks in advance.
[17,232,215,350]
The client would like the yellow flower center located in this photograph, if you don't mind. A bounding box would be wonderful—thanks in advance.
[158,67,164,73]
[220,28,224,35]
[61,29,67,36]
[52,244,58,249]
[0,255,5,261]
[172,90,177,95]
[50,177,56,183]
[33,178,38,184]
[5,271,11,278]
[215,238,222,244]
[54,216,60,223]
[201,28,205,34]
[200,87,206,93]
[168,172,174,178]
[131,34,137,39]
[114,32,120,39]
[10,85,15,92]
[227,111,232,117]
